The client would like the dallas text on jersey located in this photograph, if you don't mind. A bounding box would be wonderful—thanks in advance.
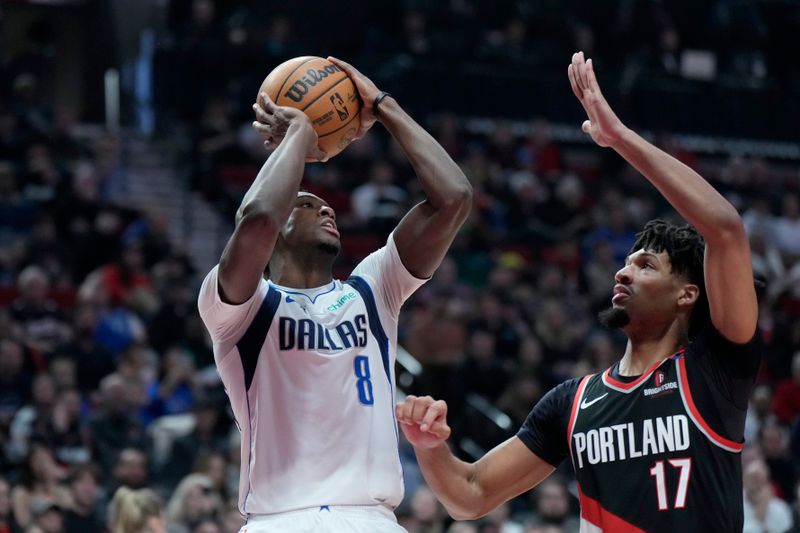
[278,315,368,351]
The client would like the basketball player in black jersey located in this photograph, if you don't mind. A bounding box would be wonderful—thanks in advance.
[396,52,760,532]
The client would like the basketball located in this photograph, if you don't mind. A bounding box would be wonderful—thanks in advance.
[258,56,362,159]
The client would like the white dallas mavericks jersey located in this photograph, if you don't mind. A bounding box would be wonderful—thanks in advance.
[198,234,426,515]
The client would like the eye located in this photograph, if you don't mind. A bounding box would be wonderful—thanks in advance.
[298,202,313,208]
[643,262,655,270]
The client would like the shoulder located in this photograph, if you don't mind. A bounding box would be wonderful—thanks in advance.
[687,322,761,374]
[551,377,583,399]
[531,377,584,421]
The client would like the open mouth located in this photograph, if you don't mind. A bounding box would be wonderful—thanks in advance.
[321,220,339,237]
[611,285,630,303]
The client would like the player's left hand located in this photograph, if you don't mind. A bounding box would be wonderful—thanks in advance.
[568,51,628,148]
[327,56,380,141]
[396,395,451,449]
[252,92,327,162]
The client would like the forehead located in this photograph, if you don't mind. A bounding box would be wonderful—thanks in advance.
[626,248,671,265]
[296,192,329,206]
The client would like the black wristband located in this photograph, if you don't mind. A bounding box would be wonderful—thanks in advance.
[372,91,392,118]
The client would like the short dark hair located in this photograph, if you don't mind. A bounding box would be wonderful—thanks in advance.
[66,463,102,485]
[630,219,709,338]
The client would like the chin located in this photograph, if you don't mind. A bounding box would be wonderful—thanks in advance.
[598,306,631,329]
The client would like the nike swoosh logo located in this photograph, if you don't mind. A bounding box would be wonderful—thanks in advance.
[286,296,295,303]
[580,393,608,410]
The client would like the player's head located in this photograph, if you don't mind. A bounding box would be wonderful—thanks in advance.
[275,191,340,260]
[599,219,708,339]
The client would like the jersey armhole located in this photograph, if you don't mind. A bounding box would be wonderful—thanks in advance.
[676,356,744,452]
[567,375,593,457]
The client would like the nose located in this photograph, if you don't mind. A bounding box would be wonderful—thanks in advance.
[615,265,632,285]
[319,205,335,220]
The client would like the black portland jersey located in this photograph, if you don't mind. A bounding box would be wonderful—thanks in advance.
[568,350,743,532]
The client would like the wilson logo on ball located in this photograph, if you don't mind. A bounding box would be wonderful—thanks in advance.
[283,65,343,103]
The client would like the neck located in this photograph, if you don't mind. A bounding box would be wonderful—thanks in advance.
[618,319,688,376]
[270,251,334,288]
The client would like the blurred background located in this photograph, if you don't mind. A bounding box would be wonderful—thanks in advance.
[1,1,800,532]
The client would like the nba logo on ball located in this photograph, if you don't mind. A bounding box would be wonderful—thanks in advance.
[258,56,364,159]
[330,93,349,121]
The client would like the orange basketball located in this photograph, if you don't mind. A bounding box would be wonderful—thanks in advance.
[258,56,362,159]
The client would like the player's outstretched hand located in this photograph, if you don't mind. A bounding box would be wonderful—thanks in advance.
[396,395,451,449]
[252,92,327,162]
[327,56,379,141]
[567,51,628,148]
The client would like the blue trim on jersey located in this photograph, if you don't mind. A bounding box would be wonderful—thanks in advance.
[346,275,405,487]
[346,276,391,384]
[269,280,337,304]
[236,286,281,391]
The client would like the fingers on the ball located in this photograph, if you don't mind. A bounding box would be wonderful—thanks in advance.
[328,56,354,74]
[253,104,274,124]
[259,92,277,113]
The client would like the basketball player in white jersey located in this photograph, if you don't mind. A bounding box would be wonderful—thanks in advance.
[197,57,471,533]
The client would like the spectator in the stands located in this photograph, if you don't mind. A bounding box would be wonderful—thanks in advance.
[62,464,104,533]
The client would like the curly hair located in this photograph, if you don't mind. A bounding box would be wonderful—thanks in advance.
[630,219,709,339]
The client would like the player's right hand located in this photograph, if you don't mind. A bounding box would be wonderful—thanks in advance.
[252,92,327,162]
[567,51,628,148]
[396,395,451,449]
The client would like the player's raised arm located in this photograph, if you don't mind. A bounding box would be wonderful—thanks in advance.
[568,52,757,343]
[329,57,472,279]
[217,94,325,304]
[396,396,554,520]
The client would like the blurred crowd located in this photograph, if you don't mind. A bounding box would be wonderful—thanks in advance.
[1,1,800,533]
[155,0,800,138]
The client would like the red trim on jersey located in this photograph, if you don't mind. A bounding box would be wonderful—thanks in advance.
[601,349,685,393]
[602,360,662,391]
[567,375,593,453]
[676,356,744,452]
[579,485,647,532]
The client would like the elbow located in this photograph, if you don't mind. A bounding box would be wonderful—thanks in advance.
[707,210,747,245]
[443,179,473,220]
[447,507,482,522]
[235,205,282,234]
[446,501,490,522]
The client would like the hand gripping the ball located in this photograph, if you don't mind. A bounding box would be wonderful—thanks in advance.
[252,92,327,162]
[396,395,452,449]
[327,56,383,141]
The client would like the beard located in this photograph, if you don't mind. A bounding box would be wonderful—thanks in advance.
[317,241,341,257]
[598,306,630,329]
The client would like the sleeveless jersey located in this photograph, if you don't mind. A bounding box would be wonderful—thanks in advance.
[568,350,744,532]
[197,234,426,516]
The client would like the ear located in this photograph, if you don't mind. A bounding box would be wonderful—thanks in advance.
[677,283,699,309]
